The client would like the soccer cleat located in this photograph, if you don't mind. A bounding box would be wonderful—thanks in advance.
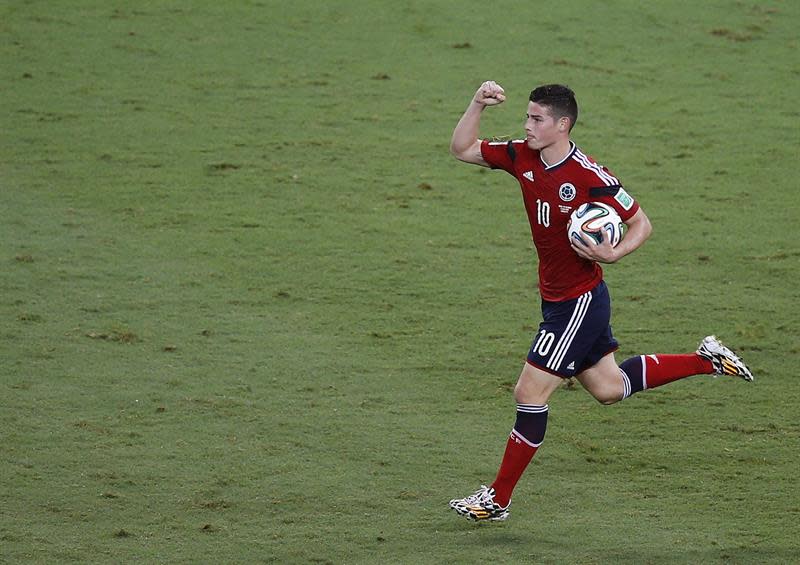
[449,485,510,522]
[696,335,754,382]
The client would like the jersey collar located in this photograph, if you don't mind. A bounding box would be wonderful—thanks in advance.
[540,141,576,171]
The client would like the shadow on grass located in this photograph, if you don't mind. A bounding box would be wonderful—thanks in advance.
[454,529,796,564]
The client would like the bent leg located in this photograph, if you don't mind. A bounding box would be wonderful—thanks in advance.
[620,353,712,391]
[578,349,717,405]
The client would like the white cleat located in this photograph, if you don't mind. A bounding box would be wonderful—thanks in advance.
[449,485,510,522]
[697,335,754,382]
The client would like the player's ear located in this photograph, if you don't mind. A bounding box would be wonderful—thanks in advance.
[558,117,570,132]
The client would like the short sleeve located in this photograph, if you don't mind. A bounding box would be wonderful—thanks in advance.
[589,185,640,221]
[480,139,516,173]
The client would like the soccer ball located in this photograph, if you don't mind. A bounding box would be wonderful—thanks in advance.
[568,202,624,247]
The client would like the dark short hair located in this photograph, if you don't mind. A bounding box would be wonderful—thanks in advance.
[529,84,578,131]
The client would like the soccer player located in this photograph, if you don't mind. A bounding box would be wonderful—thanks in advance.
[447,81,754,522]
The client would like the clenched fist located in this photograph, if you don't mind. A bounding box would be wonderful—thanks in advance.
[474,81,506,106]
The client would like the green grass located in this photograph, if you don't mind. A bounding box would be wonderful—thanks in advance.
[2,1,799,563]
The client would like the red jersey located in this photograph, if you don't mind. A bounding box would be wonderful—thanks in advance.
[480,139,640,302]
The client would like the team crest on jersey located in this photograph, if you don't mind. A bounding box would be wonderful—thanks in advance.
[614,187,634,210]
[523,171,534,182]
[559,183,576,202]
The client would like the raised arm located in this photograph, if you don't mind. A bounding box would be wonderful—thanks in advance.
[450,81,506,167]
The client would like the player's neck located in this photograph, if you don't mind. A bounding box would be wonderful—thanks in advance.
[540,139,573,168]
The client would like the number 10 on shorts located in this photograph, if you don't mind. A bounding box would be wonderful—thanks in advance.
[533,330,555,357]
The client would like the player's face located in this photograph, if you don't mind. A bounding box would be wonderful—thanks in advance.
[525,102,564,150]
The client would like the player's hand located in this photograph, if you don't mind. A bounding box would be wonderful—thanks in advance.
[570,231,619,264]
[474,81,506,106]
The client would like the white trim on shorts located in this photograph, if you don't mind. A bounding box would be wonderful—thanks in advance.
[545,291,593,372]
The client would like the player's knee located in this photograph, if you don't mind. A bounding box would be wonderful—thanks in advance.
[592,385,623,405]
[597,394,621,406]
[513,377,551,404]
[513,381,528,404]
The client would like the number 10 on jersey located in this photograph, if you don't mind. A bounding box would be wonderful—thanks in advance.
[537,199,550,227]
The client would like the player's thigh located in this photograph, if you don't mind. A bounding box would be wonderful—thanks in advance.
[575,352,624,404]
[514,362,564,405]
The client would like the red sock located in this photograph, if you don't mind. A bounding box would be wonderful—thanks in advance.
[490,405,548,507]
[491,430,539,508]
[643,353,713,388]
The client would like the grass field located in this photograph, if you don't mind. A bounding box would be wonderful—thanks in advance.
[2,1,799,563]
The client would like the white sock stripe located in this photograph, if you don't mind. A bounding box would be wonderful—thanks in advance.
[619,369,631,399]
[640,355,648,390]
[547,291,592,371]
[516,404,549,413]
[511,428,543,448]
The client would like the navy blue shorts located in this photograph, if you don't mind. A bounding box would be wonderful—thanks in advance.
[527,280,618,378]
